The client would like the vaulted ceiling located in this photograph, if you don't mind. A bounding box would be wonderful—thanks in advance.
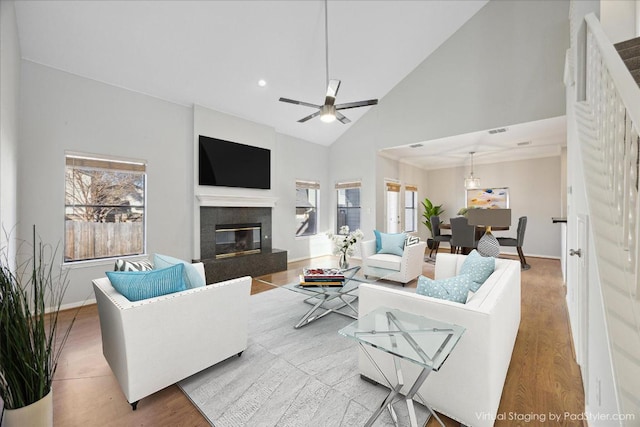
[14,1,567,168]
[13,0,488,146]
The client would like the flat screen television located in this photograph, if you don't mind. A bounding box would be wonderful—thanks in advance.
[199,135,271,189]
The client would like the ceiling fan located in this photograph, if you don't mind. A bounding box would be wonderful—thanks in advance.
[279,0,378,124]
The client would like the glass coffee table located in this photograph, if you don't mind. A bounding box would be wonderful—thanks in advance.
[282,266,370,329]
[339,307,465,427]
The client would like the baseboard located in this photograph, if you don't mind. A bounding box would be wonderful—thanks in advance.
[53,298,96,314]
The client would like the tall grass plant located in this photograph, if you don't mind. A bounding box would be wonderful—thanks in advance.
[0,226,76,410]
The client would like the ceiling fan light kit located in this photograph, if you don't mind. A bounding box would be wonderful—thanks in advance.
[320,105,337,123]
[279,0,378,124]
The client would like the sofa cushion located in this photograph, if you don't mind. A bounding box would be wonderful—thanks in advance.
[366,253,402,271]
[378,232,406,256]
[416,274,473,303]
[106,264,186,302]
[114,258,153,272]
[459,250,495,292]
[154,253,206,288]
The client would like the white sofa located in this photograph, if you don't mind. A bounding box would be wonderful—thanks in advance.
[92,263,252,409]
[360,239,427,285]
[358,253,521,427]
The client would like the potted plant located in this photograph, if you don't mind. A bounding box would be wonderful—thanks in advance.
[0,227,77,427]
[421,198,446,248]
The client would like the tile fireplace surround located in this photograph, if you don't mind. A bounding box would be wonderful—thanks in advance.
[197,196,287,283]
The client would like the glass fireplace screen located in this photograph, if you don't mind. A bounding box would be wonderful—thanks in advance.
[215,223,261,258]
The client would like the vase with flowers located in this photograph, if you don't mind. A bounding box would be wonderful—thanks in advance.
[327,226,363,270]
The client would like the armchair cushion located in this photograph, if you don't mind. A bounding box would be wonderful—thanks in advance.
[416,274,473,303]
[105,263,186,302]
[366,253,402,271]
[378,232,407,256]
[154,253,206,288]
[459,249,495,292]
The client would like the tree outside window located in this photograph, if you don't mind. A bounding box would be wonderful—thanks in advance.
[295,180,319,237]
[64,154,146,262]
[336,182,361,233]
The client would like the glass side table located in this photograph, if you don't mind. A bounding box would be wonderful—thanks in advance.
[282,266,365,329]
[339,307,465,427]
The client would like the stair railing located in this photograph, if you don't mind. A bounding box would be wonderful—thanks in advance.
[579,12,640,418]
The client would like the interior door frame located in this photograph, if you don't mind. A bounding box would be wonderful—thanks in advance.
[575,213,589,393]
[384,179,401,233]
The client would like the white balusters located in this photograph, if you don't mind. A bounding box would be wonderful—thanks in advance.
[583,13,640,420]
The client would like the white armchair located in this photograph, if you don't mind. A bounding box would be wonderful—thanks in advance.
[359,239,427,285]
[92,263,252,409]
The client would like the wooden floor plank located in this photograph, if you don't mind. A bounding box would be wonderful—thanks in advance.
[52,254,584,426]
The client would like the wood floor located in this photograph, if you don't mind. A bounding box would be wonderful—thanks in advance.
[52,254,584,426]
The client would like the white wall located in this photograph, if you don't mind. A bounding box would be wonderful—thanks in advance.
[330,0,569,245]
[273,133,331,261]
[601,0,637,44]
[426,156,563,258]
[0,1,20,267]
[19,61,193,306]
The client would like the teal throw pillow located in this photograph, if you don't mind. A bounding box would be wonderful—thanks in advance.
[459,249,495,292]
[374,229,382,252]
[154,253,206,288]
[416,274,473,303]
[378,232,407,256]
[106,264,186,302]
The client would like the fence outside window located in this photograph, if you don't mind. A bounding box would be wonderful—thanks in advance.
[64,154,146,262]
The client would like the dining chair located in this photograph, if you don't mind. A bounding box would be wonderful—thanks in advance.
[497,216,530,269]
[450,216,478,254]
[430,215,452,257]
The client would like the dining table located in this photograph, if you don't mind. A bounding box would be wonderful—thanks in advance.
[440,223,510,254]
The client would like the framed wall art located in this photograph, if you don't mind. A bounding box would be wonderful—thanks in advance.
[465,187,509,209]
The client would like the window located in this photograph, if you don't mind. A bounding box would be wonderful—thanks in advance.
[64,154,146,262]
[295,180,319,237]
[336,181,361,233]
[404,185,418,232]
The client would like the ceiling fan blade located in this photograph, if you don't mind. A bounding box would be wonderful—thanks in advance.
[335,111,351,124]
[324,80,341,106]
[298,111,321,123]
[335,99,378,110]
[279,97,321,109]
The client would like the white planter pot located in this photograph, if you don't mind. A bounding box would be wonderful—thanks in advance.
[1,390,53,427]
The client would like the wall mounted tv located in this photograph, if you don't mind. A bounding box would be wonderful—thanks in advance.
[199,135,271,189]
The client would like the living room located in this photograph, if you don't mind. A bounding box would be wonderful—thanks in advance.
[2,0,569,307]
[1,0,634,426]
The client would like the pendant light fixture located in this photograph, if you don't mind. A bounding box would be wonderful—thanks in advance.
[464,152,480,190]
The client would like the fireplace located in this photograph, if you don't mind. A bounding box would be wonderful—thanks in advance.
[215,223,261,258]
[199,205,287,283]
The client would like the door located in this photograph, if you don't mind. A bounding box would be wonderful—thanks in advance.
[385,181,400,233]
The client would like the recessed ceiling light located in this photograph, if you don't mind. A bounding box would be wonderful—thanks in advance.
[257,79,267,87]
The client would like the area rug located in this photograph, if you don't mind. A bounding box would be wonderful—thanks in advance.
[178,286,429,426]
